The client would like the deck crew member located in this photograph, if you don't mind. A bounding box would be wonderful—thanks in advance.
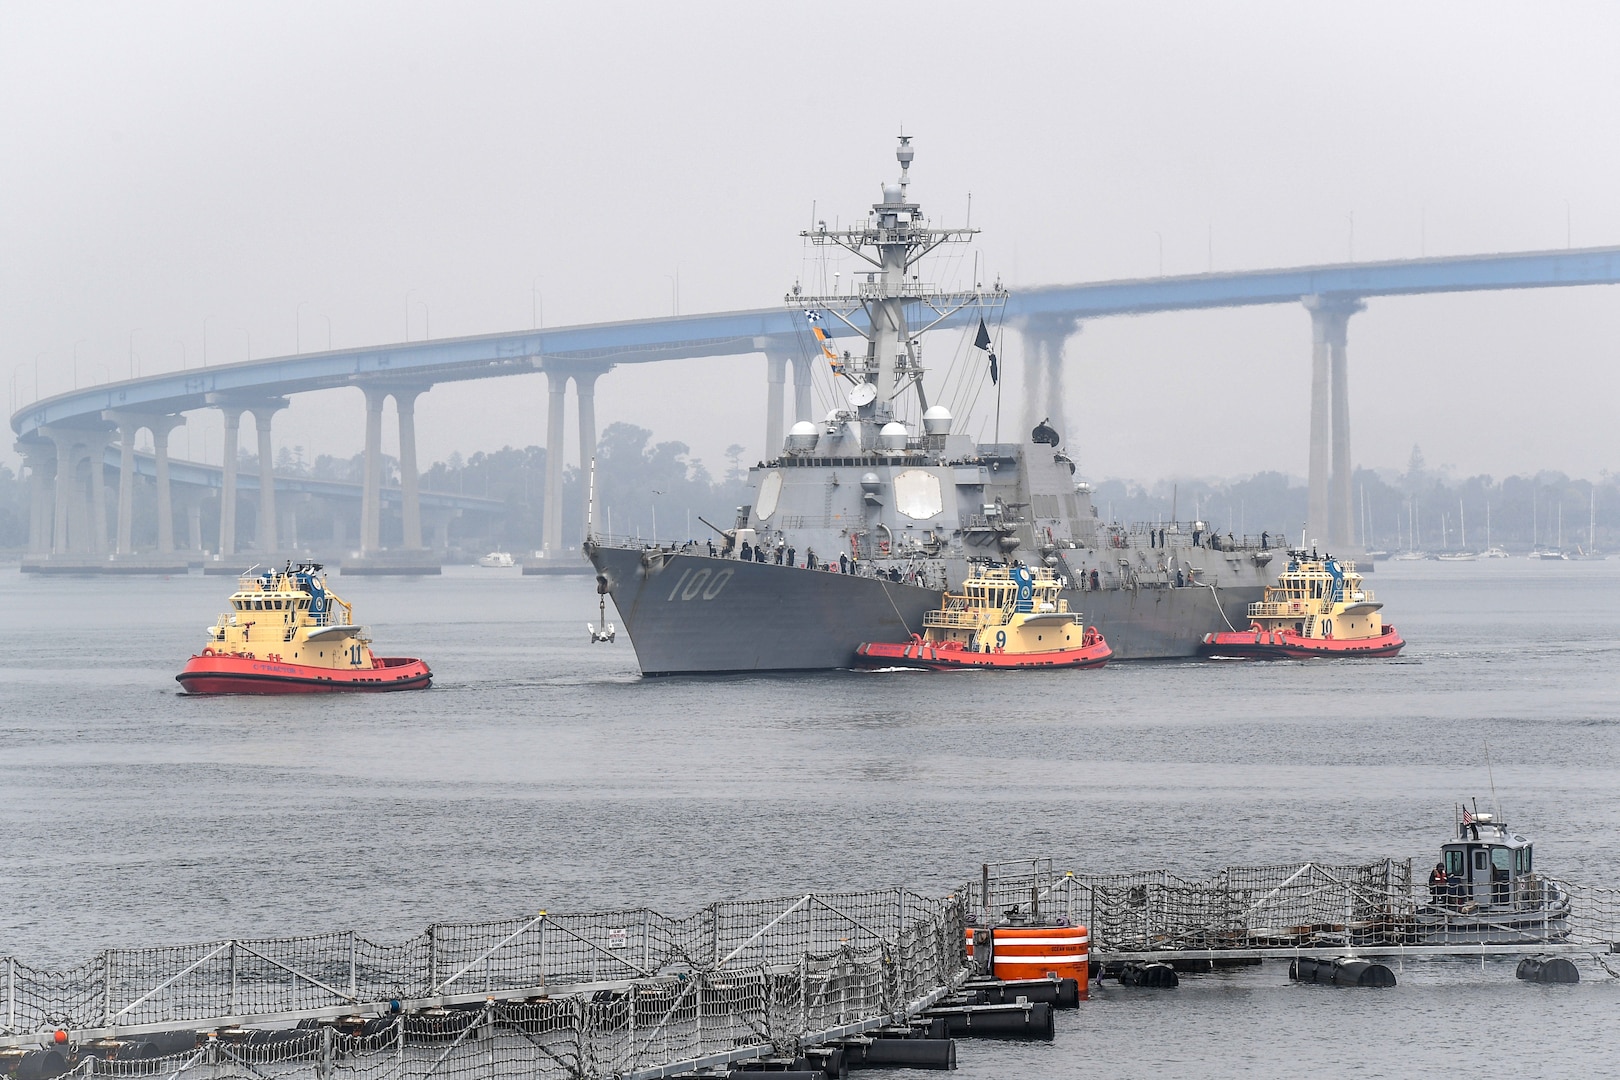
[1428,862,1448,903]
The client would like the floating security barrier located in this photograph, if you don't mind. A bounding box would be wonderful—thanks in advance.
[839,1033,956,1069]
[923,1000,1055,1041]
[1118,961,1179,988]
[1289,956,1397,988]
[1515,955,1580,984]
[960,976,1081,1008]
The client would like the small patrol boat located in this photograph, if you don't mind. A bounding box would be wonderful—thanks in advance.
[1199,549,1404,659]
[176,563,432,694]
[855,563,1111,670]
[1417,805,1571,945]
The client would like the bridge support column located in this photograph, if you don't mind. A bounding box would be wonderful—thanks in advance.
[150,416,184,554]
[43,429,84,554]
[17,442,53,555]
[114,421,137,556]
[249,400,289,552]
[573,370,598,541]
[360,387,386,555]
[88,433,110,555]
[187,498,202,553]
[392,388,425,550]
[1015,313,1082,446]
[1303,296,1364,549]
[542,368,567,556]
[764,349,787,456]
[218,405,244,557]
[789,352,814,425]
[105,411,187,556]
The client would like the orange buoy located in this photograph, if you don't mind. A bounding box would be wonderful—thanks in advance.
[966,925,1090,993]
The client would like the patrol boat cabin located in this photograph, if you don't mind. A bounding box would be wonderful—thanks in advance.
[1439,811,1535,909]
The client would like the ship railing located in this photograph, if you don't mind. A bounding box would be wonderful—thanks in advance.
[922,609,989,630]
[1247,601,1319,619]
[1122,524,1283,552]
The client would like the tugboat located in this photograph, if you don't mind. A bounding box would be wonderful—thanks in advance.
[1199,549,1404,659]
[176,563,432,694]
[855,563,1111,670]
[1417,805,1571,945]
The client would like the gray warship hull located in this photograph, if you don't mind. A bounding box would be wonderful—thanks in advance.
[589,545,1263,675]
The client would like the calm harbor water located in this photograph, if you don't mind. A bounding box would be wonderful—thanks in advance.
[1,558,1617,1076]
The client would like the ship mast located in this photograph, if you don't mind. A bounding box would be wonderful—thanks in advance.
[792,136,998,424]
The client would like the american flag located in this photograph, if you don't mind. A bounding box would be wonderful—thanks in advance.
[1462,807,1475,824]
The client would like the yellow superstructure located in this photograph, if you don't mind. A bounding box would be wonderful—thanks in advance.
[1247,551,1385,641]
[204,563,375,669]
[922,563,1090,654]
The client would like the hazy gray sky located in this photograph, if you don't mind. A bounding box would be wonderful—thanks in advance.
[4,1,1618,484]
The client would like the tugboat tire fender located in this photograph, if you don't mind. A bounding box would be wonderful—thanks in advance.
[201,647,216,657]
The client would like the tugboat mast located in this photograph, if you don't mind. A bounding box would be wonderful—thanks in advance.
[794,136,993,423]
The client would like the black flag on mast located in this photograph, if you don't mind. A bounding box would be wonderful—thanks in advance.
[974,317,999,385]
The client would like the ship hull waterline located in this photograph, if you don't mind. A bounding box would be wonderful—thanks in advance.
[589,547,1262,676]
[176,655,433,694]
[1199,627,1405,660]
[855,638,1112,671]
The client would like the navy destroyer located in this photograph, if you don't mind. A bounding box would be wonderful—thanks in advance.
[585,138,1278,674]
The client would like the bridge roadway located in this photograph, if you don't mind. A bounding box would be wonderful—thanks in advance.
[13,245,1620,566]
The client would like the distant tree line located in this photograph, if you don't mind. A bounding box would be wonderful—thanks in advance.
[1090,445,1620,553]
[0,438,1615,556]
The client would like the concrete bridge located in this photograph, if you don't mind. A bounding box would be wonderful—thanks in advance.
[13,245,1620,568]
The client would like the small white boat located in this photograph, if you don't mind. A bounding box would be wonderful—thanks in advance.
[1481,546,1511,559]
[477,551,516,568]
[1417,806,1570,946]
[1436,552,1476,562]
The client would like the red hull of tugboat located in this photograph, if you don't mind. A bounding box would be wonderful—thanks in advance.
[1200,625,1405,660]
[176,654,432,694]
[854,637,1112,671]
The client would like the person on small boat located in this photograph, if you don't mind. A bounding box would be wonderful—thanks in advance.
[1428,862,1448,903]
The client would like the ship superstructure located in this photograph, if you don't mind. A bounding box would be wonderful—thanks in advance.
[585,139,1280,674]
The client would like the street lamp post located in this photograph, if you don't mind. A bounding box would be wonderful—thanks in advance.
[10,361,33,413]
[72,339,87,389]
[405,290,417,341]
[128,328,142,379]
[296,301,310,354]
[532,276,544,329]
[239,327,252,362]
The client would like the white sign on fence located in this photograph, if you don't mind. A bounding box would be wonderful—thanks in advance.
[606,927,629,950]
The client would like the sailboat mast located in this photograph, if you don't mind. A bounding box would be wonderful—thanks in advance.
[1460,498,1466,549]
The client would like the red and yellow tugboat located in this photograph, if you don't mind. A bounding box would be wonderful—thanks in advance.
[856,563,1111,670]
[1200,549,1404,659]
[176,563,432,694]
